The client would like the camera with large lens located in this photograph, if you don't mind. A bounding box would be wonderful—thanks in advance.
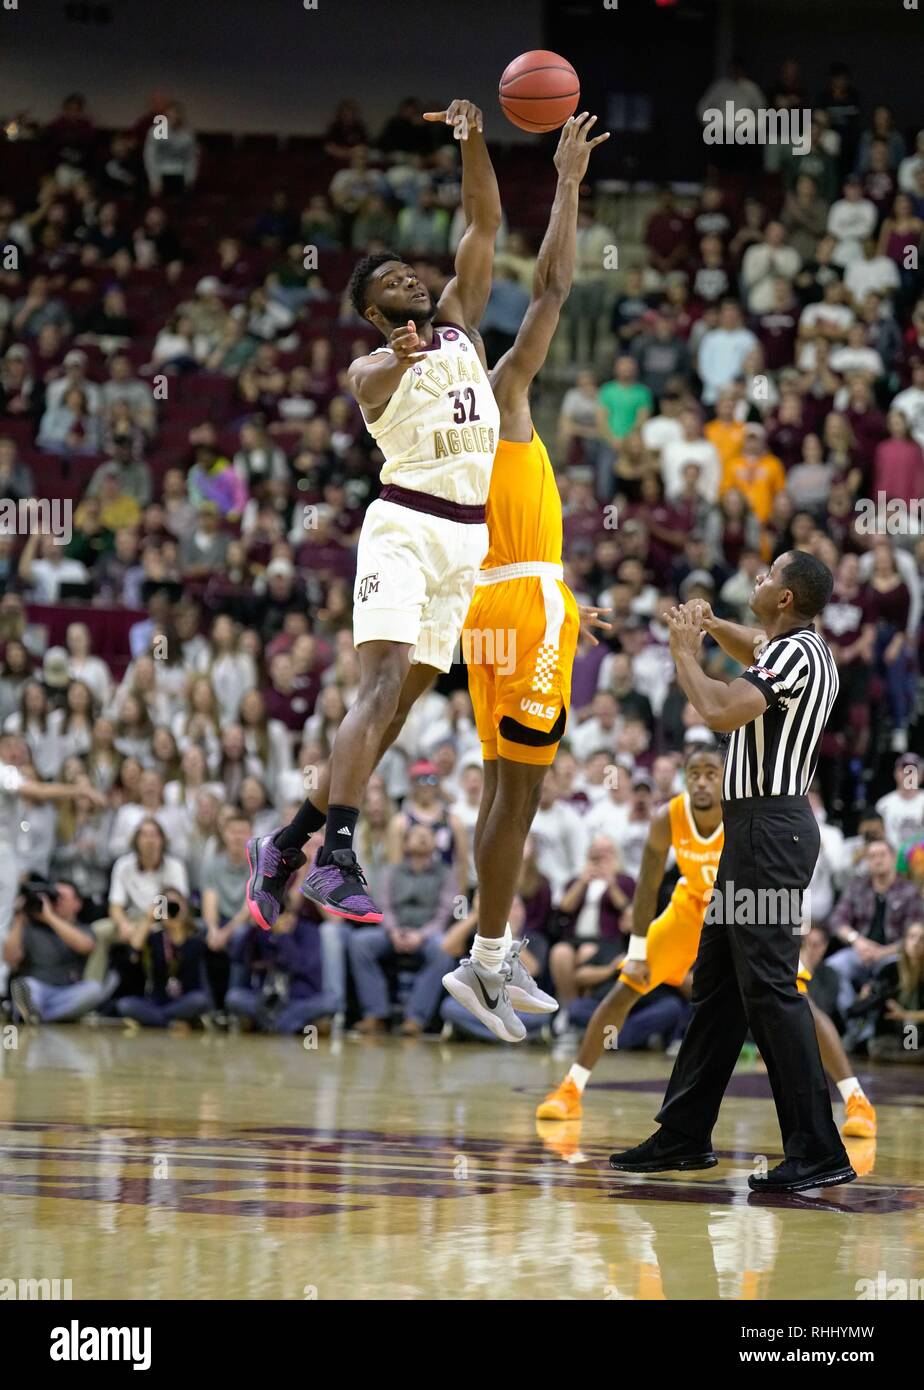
[21,875,57,918]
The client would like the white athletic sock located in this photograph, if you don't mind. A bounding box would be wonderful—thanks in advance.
[471,933,506,972]
[502,923,513,953]
[568,1063,591,1093]
[837,1076,864,1104]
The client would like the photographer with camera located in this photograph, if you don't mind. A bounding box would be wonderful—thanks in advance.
[4,878,118,1025]
[0,732,107,997]
[114,889,210,1030]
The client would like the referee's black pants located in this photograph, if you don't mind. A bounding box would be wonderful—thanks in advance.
[656,794,847,1164]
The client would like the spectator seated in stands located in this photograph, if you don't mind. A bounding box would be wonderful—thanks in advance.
[226,890,336,1035]
[549,835,634,1015]
[114,890,210,1030]
[827,838,922,1016]
[347,823,456,1036]
[852,920,924,1062]
[5,880,118,1026]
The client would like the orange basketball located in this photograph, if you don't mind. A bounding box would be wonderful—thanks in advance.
[498,50,580,133]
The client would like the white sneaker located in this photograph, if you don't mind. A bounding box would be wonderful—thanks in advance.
[505,938,558,1014]
[442,957,526,1043]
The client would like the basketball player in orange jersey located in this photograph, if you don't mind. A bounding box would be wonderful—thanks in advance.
[246,98,503,931]
[442,112,612,1041]
[537,742,877,1141]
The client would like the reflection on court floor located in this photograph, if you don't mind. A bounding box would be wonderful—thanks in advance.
[0,1031,921,1299]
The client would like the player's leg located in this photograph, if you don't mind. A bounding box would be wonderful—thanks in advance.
[539,903,691,1119]
[805,989,877,1138]
[246,659,439,929]
[537,980,641,1119]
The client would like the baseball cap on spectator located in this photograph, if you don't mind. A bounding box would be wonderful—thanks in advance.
[895,753,923,774]
[623,614,648,632]
[568,465,595,485]
[410,759,440,785]
[680,569,716,600]
[196,276,222,297]
[632,771,654,791]
[42,646,70,689]
[4,345,29,361]
[64,349,87,367]
[266,558,295,581]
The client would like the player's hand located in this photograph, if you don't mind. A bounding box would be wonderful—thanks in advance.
[553,112,610,181]
[620,957,650,990]
[577,604,613,647]
[423,99,483,140]
[389,320,426,364]
[667,605,705,657]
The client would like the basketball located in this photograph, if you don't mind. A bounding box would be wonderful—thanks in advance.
[498,49,580,133]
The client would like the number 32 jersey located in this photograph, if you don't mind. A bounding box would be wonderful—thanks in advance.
[360,323,500,507]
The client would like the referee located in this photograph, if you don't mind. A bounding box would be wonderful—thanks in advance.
[610,551,855,1193]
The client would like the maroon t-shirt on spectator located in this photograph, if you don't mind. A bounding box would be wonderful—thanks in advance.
[844,405,888,468]
[645,210,691,262]
[868,581,910,632]
[821,583,876,656]
[755,309,798,371]
[766,420,807,469]
[262,682,314,731]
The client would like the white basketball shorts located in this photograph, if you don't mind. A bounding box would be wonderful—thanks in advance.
[352,498,488,673]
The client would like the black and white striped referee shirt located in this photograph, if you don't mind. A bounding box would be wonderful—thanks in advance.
[723,626,839,800]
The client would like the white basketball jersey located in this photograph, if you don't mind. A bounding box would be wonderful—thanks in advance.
[361,324,500,507]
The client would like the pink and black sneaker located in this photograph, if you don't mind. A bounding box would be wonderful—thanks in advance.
[301,848,382,923]
[245,833,307,931]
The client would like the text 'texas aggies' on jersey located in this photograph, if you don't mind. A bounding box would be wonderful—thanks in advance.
[360,325,501,507]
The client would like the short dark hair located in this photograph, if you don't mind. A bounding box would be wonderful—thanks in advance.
[348,250,401,319]
[779,550,834,618]
[685,742,721,764]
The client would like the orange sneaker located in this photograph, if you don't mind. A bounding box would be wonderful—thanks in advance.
[536,1076,583,1121]
[841,1092,877,1139]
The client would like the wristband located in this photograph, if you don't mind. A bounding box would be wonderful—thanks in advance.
[627,934,648,961]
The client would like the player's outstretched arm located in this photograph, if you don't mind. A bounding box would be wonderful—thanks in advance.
[425,100,501,335]
[491,114,609,420]
[348,321,426,410]
[631,806,672,941]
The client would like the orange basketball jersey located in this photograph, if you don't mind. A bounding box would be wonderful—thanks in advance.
[668,792,724,922]
[481,431,563,567]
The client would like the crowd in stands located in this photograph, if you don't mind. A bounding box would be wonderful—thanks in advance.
[0,72,922,1054]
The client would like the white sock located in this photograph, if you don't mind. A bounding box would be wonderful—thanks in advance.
[471,933,506,972]
[837,1076,864,1104]
[502,923,513,953]
[568,1063,591,1093]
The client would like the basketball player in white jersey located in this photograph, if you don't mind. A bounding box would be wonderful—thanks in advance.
[246,98,502,929]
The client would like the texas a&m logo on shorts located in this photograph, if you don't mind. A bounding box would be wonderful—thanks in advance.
[357,573,380,602]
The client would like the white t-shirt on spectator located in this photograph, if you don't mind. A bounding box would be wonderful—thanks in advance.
[26,558,89,604]
[108,852,189,916]
[661,437,722,502]
[798,302,855,336]
[529,800,588,902]
[891,385,924,451]
[844,256,900,304]
[827,198,878,264]
[874,790,924,853]
[641,414,684,456]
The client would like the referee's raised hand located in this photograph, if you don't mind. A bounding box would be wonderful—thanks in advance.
[666,604,705,656]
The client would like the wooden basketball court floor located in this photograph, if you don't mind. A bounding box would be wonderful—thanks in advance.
[1,1029,922,1301]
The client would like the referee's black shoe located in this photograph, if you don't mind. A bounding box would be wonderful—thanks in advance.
[748,1155,856,1193]
[609,1129,718,1173]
